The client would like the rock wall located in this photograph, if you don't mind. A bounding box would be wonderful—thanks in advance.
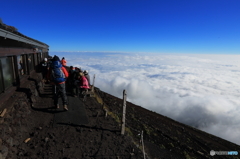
[0,73,43,159]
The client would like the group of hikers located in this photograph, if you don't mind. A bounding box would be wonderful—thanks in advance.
[40,55,91,111]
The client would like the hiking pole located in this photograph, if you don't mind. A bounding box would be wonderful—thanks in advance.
[91,74,95,93]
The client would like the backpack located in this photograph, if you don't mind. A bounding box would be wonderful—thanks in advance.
[51,61,65,84]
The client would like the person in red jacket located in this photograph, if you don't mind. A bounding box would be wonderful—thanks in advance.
[61,57,67,66]
[47,55,69,110]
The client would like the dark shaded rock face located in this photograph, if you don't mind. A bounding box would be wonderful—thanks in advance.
[0,72,239,159]
[94,88,240,159]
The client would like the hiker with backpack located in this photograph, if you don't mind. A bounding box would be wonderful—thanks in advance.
[67,66,76,96]
[72,67,82,97]
[47,56,69,110]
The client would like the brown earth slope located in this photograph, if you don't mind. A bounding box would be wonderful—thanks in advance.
[0,72,239,159]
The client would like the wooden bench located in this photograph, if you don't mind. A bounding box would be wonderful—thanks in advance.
[86,85,95,97]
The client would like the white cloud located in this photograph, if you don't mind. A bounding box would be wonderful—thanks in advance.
[52,52,240,145]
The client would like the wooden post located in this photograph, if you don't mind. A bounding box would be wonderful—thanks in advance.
[141,130,146,159]
[121,90,127,135]
[91,74,95,92]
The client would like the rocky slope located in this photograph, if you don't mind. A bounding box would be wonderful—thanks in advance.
[95,88,240,159]
[0,72,239,159]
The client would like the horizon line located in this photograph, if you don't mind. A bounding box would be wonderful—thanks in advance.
[49,51,240,55]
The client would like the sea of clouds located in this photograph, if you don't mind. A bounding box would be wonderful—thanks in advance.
[52,52,240,145]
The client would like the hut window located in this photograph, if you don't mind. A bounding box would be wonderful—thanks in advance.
[17,55,24,76]
[0,57,14,90]
[33,53,37,67]
[28,54,34,71]
[0,60,3,93]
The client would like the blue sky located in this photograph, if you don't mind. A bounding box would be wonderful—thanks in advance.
[1,0,240,54]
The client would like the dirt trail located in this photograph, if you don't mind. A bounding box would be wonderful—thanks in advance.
[0,76,143,159]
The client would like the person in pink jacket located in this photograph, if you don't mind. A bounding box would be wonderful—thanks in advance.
[79,72,89,88]
[78,72,90,97]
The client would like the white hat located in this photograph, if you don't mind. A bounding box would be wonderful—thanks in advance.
[84,70,88,74]
[44,58,47,61]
